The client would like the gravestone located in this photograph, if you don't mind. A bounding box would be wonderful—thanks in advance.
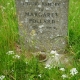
[15,0,69,53]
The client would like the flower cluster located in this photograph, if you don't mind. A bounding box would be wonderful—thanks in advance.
[60,68,78,79]
[61,74,68,79]
[38,74,42,78]
[50,50,58,55]
[70,68,78,76]
[45,64,52,69]
[0,75,5,80]
[60,68,65,71]
[6,51,14,55]
[50,50,59,58]
[13,55,20,59]
[6,51,20,59]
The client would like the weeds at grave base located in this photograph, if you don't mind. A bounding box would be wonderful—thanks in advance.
[0,51,79,80]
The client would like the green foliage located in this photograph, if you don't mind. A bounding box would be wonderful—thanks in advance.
[0,0,80,80]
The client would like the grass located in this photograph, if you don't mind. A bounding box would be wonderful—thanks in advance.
[0,0,80,80]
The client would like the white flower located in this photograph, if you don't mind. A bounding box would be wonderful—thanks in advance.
[45,64,52,69]
[61,74,68,79]
[0,75,5,80]
[70,68,78,76]
[50,50,59,55]
[13,55,20,59]
[6,51,14,55]
[60,68,65,71]
[50,50,56,54]
[50,50,60,63]
[45,64,50,68]
[38,74,41,78]
[50,50,59,58]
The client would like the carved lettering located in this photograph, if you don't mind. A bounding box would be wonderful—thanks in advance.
[24,1,60,24]
[29,19,55,24]
[25,2,39,6]
[25,12,58,17]
[25,2,61,7]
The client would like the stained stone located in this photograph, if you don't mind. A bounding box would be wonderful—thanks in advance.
[15,0,69,53]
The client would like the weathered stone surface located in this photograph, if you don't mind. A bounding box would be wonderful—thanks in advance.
[15,0,69,53]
